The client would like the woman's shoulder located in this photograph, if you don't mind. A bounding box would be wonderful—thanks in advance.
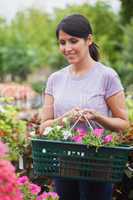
[47,65,69,81]
[98,62,119,78]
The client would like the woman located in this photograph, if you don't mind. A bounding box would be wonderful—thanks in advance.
[40,14,129,200]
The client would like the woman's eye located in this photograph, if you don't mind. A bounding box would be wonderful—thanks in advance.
[70,39,78,44]
[59,38,78,45]
[59,40,66,45]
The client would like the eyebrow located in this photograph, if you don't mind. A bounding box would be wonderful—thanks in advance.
[59,37,78,41]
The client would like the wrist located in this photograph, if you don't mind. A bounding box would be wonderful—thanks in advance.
[93,111,101,120]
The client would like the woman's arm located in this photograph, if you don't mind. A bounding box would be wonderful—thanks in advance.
[84,91,129,132]
[40,94,80,133]
[39,94,63,133]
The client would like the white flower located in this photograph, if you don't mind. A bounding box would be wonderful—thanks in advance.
[42,127,53,136]
[63,130,72,140]
[29,131,36,136]
[0,105,5,113]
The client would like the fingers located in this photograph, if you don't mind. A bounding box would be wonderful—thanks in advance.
[82,108,97,120]
[72,110,82,121]
[70,108,94,121]
[39,123,46,135]
[65,107,98,122]
[66,107,83,122]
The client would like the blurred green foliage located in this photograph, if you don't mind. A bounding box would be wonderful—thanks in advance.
[0,97,27,160]
[0,2,132,88]
[126,96,133,122]
[32,81,45,94]
[120,0,133,24]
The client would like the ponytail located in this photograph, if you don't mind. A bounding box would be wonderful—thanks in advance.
[89,42,99,61]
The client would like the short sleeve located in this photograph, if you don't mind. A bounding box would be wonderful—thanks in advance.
[44,75,54,96]
[104,70,124,99]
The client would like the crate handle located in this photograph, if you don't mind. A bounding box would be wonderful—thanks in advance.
[126,162,133,172]
[70,110,104,131]
[70,111,94,131]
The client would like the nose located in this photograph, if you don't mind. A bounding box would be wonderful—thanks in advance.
[65,41,72,52]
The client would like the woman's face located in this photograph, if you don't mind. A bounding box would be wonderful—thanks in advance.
[58,30,91,65]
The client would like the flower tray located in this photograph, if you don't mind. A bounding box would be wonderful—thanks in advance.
[31,139,133,183]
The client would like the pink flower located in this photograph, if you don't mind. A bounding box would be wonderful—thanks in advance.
[76,128,87,135]
[93,128,104,138]
[17,176,29,185]
[79,132,87,137]
[104,135,113,144]
[0,159,23,200]
[48,192,59,199]
[0,141,8,157]
[37,192,59,200]
[29,183,41,195]
[72,129,87,144]
[27,123,33,129]
[71,135,83,143]
[37,192,48,200]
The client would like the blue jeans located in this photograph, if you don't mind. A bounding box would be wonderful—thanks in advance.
[54,178,113,200]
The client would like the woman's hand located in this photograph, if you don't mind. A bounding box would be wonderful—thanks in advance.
[82,109,100,121]
[63,108,100,123]
[62,108,99,123]
[39,122,46,135]
[39,108,100,135]
[39,107,83,134]
[62,107,82,122]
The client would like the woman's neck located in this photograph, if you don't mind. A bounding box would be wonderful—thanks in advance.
[71,58,97,76]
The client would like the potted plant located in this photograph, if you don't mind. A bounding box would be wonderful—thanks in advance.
[30,118,132,183]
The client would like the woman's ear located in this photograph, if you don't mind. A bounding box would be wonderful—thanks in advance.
[87,34,93,46]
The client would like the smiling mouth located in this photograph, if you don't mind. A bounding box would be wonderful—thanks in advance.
[66,54,76,58]
[67,56,75,60]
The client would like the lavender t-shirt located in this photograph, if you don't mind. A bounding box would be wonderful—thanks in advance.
[45,62,123,128]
